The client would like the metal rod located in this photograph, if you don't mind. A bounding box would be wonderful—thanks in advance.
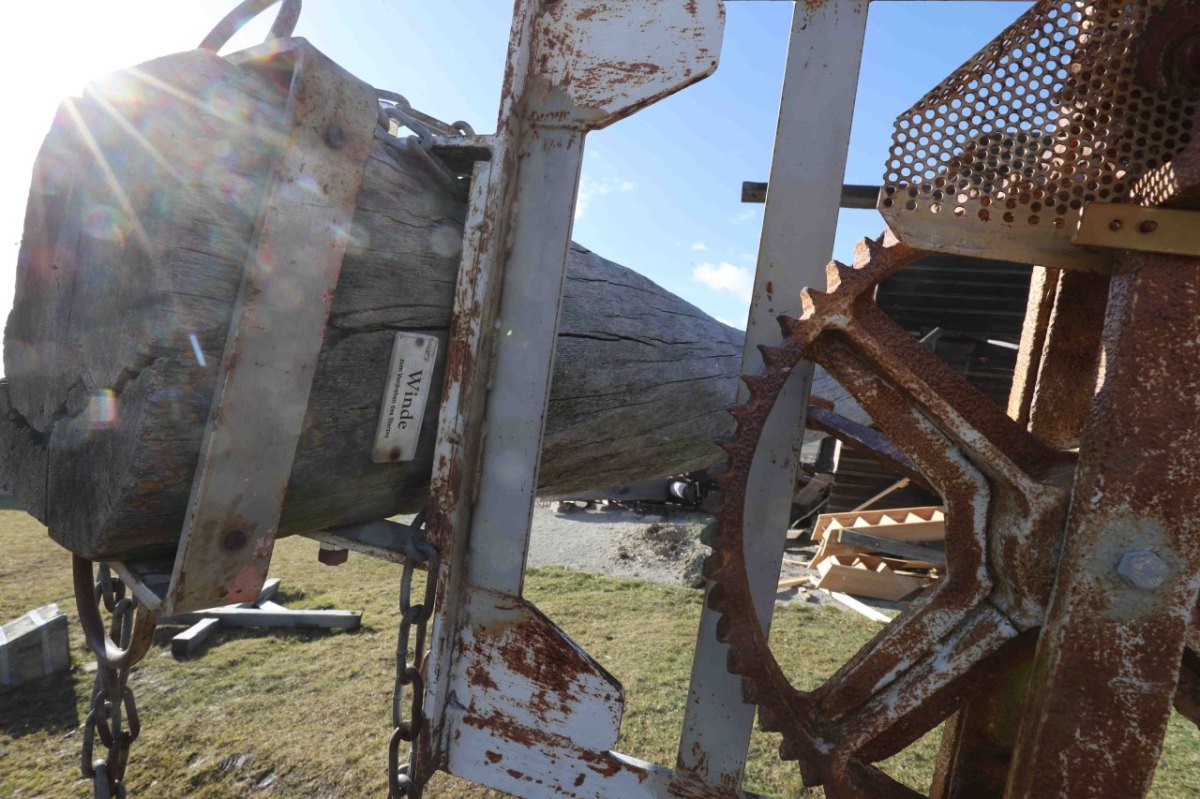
[673,1,871,792]
[742,181,880,209]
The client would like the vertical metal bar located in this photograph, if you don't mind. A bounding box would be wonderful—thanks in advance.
[423,6,726,790]
[161,42,378,615]
[673,1,870,792]
[1025,270,1108,450]
[463,128,584,594]
[1008,254,1200,798]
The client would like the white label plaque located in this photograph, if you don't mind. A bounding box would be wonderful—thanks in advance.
[372,333,439,463]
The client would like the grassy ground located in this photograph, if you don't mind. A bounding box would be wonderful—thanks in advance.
[2,509,1199,797]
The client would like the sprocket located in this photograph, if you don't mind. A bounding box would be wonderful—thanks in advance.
[702,232,1082,797]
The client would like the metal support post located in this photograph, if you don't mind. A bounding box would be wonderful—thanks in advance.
[673,2,869,794]
[420,2,725,796]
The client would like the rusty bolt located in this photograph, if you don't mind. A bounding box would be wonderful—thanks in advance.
[1138,219,1159,234]
[1109,218,1123,231]
[1173,36,1200,88]
[318,545,349,566]
[222,529,247,551]
[1117,549,1169,591]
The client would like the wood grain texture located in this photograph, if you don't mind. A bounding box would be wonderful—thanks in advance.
[1,49,754,560]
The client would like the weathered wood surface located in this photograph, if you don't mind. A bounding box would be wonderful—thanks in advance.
[1,48,852,561]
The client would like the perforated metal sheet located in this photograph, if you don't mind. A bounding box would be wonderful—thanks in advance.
[880,0,1199,270]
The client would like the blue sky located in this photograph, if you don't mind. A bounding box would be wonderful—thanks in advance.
[0,1,1030,351]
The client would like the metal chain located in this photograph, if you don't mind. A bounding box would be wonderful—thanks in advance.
[388,513,440,798]
[376,91,475,197]
[78,563,154,799]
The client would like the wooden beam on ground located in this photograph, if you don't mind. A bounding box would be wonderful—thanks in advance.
[814,556,930,601]
[164,607,362,630]
[836,529,948,568]
[171,617,222,658]
[820,590,896,624]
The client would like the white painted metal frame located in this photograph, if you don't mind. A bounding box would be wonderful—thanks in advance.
[673,4,870,793]
[416,2,874,797]
[421,1,728,796]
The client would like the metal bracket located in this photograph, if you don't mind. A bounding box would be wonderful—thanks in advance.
[116,37,378,616]
[1074,202,1200,258]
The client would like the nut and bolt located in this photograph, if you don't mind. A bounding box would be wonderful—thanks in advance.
[1116,549,1170,591]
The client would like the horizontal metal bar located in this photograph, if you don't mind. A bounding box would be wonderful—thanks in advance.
[302,518,428,566]
[1073,202,1200,257]
[742,181,880,208]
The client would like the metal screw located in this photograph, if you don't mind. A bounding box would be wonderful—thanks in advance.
[1138,219,1159,233]
[1117,549,1169,590]
[1109,218,1122,231]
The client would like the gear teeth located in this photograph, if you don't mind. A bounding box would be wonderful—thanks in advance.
[825,259,856,291]
[757,700,784,731]
[715,434,739,457]
[853,234,886,266]
[741,374,768,398]
[728,403,754,427]
[715,611,733,642]
[727,646,750,674]
[799,288,832,322]
[777,313,804,339]
[714,470,739,489]
[758,343,792,369]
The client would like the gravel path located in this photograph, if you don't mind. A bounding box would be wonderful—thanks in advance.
[527,502,831,606]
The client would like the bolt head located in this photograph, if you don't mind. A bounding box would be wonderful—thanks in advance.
[1117,549,1169,590]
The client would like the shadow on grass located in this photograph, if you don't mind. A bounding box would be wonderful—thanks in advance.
[0,670,81,735]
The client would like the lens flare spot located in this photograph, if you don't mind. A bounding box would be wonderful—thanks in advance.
[88,389,118,430]
[189,333,207,367]
[83,204,127,244]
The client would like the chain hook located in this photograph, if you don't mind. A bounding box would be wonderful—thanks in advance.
[199,0,302,53]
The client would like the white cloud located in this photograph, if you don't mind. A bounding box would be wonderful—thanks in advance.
[693,261,754,302]
[575,176,636,221]
[730,208,758,224]
[691,241,708,251]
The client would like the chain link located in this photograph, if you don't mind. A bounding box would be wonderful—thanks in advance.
[376,91,474,198]
[388,514,440,798]
[77,563,155,799]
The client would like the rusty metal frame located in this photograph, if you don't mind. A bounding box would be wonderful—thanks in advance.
[112,37,379,616]
[417,1,732,796]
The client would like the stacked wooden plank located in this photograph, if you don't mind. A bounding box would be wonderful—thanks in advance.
[807,506,945,603]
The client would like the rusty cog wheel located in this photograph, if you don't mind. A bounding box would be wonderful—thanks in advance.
[701,232,1082,797]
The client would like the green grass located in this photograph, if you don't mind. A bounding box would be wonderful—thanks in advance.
[1,510,1199,797]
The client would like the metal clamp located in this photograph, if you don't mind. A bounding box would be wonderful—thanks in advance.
[115,36,378,616]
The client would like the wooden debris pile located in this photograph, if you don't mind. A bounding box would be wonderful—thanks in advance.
[779,506,946,616]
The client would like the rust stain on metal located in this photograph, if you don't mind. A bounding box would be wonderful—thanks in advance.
[701,231,1081,792]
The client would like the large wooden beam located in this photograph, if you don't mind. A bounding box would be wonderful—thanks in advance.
[0,49,749,560]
